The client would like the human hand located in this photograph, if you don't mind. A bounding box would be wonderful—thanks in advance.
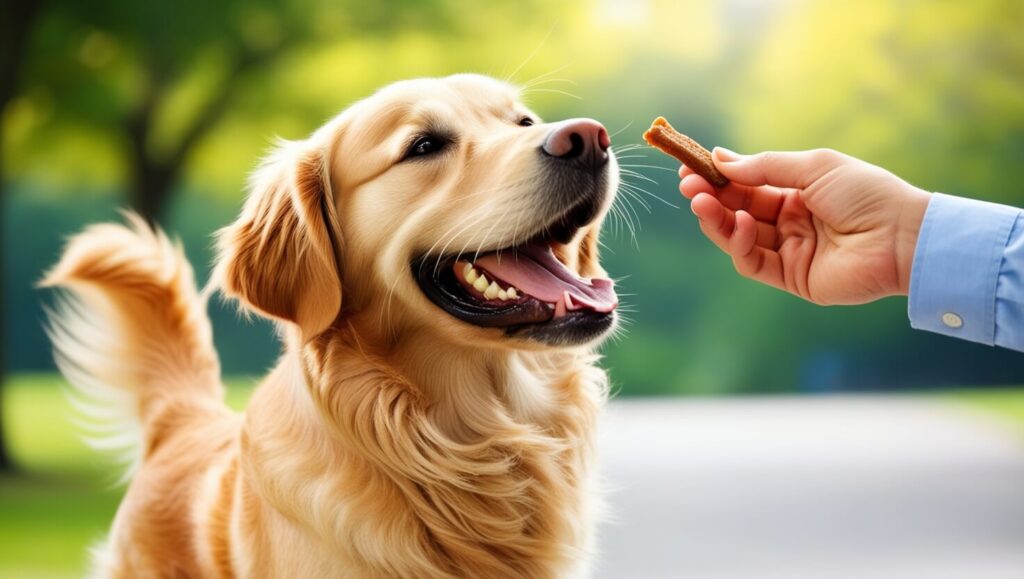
[679,148,932,305]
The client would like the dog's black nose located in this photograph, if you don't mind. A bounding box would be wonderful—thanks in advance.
[542,118,611,170]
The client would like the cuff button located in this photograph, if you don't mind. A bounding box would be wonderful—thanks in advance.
[941,312,963,329]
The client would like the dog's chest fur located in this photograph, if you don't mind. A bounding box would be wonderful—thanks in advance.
[236,329,607,578]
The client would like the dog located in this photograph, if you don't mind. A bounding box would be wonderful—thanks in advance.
[42,74,620,578]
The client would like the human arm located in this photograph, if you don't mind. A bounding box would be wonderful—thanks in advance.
[679,147,1024,351]
[908,192,1024,350]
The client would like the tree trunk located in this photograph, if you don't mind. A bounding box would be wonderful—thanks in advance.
[122,43,286,223]
[0,0,42,472]
[129,160,177,223]
[0,115,11,471]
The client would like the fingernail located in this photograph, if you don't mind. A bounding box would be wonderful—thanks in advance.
[713,147,741,162]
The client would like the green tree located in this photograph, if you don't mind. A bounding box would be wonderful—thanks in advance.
[1,0,44,471]
[729,0,1024,202]
[15,0,478,221]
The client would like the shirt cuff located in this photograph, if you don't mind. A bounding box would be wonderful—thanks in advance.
[908,193,1021,345]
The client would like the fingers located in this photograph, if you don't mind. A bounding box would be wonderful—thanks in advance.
[690,194,787,291]
[729,208,757,256]
[730,212,786,291]
[690,193,734,252]
[712,147,845,190]
[678,170,703,200]
[690,191,778,247]
[679,171,786,223]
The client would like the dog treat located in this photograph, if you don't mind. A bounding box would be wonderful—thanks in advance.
[642,117,729,188]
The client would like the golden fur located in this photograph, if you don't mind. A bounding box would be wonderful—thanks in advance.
[42,74,617,578]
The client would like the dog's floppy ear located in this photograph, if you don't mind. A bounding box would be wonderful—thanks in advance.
[215,139,342,339]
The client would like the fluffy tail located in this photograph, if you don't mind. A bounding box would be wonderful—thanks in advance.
[40,213,223,473]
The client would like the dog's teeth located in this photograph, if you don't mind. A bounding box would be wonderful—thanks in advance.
[484,281,500,300]
[498,289,508,300]
[507,287,518,299]
[473,275,489,292]
[462,263,473,278]
[465,267,479,284]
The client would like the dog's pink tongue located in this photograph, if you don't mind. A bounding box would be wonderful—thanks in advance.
[475,243,617,317]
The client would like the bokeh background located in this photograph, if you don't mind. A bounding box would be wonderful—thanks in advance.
[2,0,1024,576]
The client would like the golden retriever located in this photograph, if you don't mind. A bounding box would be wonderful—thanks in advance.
[42,74,620,578]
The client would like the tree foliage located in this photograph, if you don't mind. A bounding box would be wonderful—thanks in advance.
[10,0,514,220]
[730,0,1024,203]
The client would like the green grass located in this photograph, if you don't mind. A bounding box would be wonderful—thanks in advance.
[0,374,256,578]
[0,475,122,577]
[1,374,1022,577]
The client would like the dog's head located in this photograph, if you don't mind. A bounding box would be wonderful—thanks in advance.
[217,74,619,349]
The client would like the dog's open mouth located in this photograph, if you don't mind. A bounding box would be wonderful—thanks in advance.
[414,204,618,341]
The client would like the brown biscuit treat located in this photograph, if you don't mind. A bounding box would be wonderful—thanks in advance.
[643,117,729,188]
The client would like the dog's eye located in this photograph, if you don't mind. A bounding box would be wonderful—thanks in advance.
[517,117,535,127]
[406,135,446,159]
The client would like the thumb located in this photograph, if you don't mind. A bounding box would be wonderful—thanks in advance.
[712,148,844,189]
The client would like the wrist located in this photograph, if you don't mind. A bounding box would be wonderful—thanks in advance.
[895,186,932,295]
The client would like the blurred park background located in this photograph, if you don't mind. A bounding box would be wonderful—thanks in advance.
[2,0,1024,576]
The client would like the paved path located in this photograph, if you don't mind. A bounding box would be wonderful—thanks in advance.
[594,396,1024,579]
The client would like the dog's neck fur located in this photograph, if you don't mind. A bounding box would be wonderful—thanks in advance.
[242,318,606,578]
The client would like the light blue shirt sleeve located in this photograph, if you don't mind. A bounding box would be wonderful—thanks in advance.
[908,192,1024,351]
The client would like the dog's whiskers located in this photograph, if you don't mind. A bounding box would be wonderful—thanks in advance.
[432,185,528,272]
[421,207,490,278]
[620,186,653,212]
[618,162,678,173]
[517,61,575,89]
[618,168,659,186]
[520,87,583,101]
[433,209,494,276]
[508,201,525,263]
[609,195,638,247]
[417,176,535,277]
[611,143,647,154]
[519,77,578,91]
[477,201,516,264]
[613,188,643,249]
[619,177,680,209]
[608,121,634,140]
[504,24,559,84]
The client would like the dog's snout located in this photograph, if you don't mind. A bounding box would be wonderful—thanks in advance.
[541,119,610,170]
